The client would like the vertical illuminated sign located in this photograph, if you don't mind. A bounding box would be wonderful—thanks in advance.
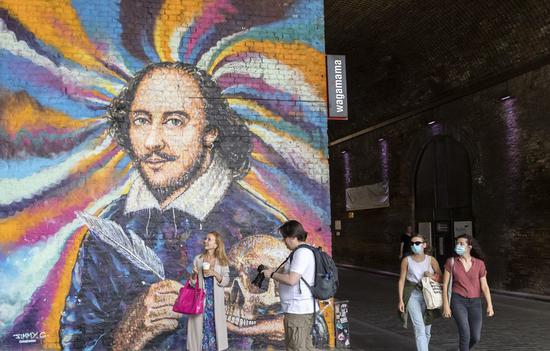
[327,55,348,120]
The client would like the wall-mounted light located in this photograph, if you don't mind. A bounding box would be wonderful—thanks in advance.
[342,150,351,188]
[427,120,436,125]
[499,81,513,102]
[379,138,389,184]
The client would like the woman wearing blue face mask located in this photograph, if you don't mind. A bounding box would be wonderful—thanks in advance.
[442,234,494,351]
[398,233,442,351]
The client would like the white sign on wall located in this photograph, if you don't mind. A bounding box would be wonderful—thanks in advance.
[327,54,348,120]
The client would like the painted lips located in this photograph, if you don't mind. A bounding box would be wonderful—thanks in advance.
[145,159,169,171]
[140,152,177,170]
[144,158,169,171]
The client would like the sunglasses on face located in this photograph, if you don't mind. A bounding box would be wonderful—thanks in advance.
[411,241,424,246]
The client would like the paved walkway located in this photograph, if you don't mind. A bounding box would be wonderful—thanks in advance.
[336,267,550,350]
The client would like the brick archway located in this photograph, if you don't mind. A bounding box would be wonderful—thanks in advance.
[413,134,473,266]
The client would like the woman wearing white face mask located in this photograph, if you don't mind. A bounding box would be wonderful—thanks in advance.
[398,233,442,351]
[442,234,494,351]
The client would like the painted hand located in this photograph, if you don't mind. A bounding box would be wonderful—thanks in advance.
[112,280,183,351]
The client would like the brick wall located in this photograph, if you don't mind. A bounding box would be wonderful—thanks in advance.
[0,1,330,349]
[330,64,550,295]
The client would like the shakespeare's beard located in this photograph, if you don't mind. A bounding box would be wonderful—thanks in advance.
[132,148,207,204]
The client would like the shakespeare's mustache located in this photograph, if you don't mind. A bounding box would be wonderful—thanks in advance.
[139,151,178,162]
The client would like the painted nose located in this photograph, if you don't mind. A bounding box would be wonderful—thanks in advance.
[144,123,165,150]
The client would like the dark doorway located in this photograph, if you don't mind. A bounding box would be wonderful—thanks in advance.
[414,136,473,268]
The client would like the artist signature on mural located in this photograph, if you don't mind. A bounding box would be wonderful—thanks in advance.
[12,331,46,344]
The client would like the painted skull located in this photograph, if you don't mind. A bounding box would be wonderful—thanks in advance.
[225,234,290,340]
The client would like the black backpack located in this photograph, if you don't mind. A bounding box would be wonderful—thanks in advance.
[279,244,339,300]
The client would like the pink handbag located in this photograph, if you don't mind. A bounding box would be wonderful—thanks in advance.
[172,276,205,315]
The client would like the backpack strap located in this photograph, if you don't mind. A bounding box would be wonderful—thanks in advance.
[276,244,318,329]
[289,244,316,295]
[288,244,318,331]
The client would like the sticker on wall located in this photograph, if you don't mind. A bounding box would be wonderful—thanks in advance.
[335,300,351,348]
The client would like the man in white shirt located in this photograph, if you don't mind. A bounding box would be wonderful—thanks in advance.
[262,220,317,351]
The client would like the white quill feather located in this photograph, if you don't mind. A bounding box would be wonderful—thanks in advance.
[76,211,165,280]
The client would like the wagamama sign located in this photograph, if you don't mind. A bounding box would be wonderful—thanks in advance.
[327,55,348,120]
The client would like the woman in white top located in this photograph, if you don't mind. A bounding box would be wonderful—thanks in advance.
[398,233,442,351]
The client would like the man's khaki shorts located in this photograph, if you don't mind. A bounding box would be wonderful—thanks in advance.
[283,313,315,351]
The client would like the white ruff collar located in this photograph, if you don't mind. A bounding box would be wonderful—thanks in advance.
[124,154,233,221]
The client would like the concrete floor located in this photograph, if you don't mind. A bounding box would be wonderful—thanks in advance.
[336,267,550,351]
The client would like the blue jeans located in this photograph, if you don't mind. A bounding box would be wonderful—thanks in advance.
[407,289,432,351]
[451,293,483,350]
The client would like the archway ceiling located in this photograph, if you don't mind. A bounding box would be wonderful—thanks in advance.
[325,0,550,139]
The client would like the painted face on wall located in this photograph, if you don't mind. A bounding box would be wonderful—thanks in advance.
[128,68,218,197]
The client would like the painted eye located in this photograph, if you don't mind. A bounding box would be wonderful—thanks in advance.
[132,113,150,126]
[134,118,149,126]
[164,113,188,127]
[165,118,183,127]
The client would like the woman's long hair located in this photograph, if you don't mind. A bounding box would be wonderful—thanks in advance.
[203,231,229,266]
[456,234,486,261]
[410,233,432,255]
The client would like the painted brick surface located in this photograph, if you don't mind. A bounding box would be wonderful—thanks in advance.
[0,1,331,349]
[330,64,550,296]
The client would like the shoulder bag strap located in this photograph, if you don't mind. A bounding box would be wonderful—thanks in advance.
[274,244,307,274]
[274,254,291,273]
[448,257,454,303]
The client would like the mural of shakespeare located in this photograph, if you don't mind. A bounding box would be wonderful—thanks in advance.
[0,1,330,349]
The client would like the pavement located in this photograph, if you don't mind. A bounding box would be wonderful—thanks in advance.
[335,267,550,350]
